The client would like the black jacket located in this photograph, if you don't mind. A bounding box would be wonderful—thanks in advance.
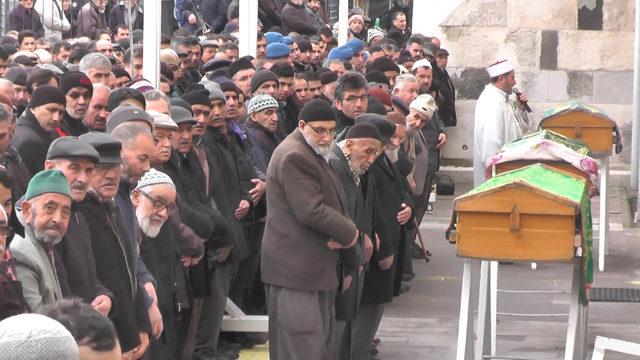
[8,5,44,37]
[54,206,112,304]
[2,147,30,237]
[60,111,89,137]
[244,119,277,175]
[201,128,253,261]
[361,155,413,305]
[387,25,411,48]
[432,65,457,127]
[79,192,150,352]
[108,5,144,35]
[12,109,58,177]
[334,107,356,139]
[281,1,321,35]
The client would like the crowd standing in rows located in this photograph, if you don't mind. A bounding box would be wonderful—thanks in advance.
[0,0,458,359]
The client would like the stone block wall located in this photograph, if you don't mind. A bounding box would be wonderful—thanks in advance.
[439,0,635,164]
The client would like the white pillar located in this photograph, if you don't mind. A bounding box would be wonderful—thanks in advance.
[142,2,161,88]
[338,0,349,45]
[632,0,640,190]
[238,0,258,58]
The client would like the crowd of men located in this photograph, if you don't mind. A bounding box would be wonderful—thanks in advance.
[0,0,459,359]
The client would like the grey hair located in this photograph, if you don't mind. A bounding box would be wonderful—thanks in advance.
[110,122,153,148]
[143,90,171,111]
[393,73,418,92]
[79,52,112,74]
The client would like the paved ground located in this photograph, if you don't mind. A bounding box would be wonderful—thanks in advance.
[376,166,640,360]
[238,165,640,359]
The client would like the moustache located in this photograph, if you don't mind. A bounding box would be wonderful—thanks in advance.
[43,222,62,232]
[71,181,85,191]
[179,139,190,146]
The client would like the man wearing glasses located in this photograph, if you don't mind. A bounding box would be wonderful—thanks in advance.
[262,99,359,359]
[58,71,93,137]
[333,72,369,137]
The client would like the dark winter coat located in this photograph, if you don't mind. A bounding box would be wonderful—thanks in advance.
[2,147,30,237]
[281,0,321,36]
[244,119,277,175]
[75,2,108,39]
[12,109,58,177]
[200,127,253,261]
[79,192,150,353]
[387,25,411,48]
[361,155,412,305]
[258,0,286,30]
[108,5,143,35]
[54,206,112,304]
[432,64,457,127]
[59,111,89,137]
[8,5,44,38]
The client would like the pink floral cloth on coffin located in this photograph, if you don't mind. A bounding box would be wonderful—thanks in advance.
[486,139,600,196]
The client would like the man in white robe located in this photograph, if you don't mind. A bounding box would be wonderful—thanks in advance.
[473,59,530,186]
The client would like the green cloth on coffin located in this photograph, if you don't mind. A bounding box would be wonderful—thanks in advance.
[501,129,592,157]
[464,164,593,305]
[541,100,612,122]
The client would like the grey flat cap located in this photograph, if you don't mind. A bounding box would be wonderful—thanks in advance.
[106,104,154,133]
[79,132,123,164]
[46,136,100,162]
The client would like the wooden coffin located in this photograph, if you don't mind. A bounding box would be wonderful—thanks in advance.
[453,164,589,262]
[495,160,590,188]
[539,101,616,156]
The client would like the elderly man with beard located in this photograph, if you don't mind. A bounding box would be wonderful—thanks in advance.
[44,137,114,318]
[84,84,111,132]
[10,169,72,311]
[262,99,359,360]
[328,122,381,360]
[78,132,151,360]
[58,71,93,137]
[351,113,414,360]
[131,168,192,360]
[12,85,66,177]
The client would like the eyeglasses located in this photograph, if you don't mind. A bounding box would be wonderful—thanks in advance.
[67,91,91,100]
[306,123,335,137]
[0,225,13,237]
[341,94,368,103]
[139,191,170,213]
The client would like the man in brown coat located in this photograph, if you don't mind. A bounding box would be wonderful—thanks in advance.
[261,98,359,360]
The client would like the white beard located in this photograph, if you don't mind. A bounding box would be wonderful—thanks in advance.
[303,133,333,162]
[136,206,163,238]
[385,148,399,163]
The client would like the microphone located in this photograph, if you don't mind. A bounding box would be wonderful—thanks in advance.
[513,87,532,113]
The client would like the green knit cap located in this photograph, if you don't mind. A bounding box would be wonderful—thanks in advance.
[25,170,72,201]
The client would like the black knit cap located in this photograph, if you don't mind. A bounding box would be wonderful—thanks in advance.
[369,56,400,73]
[227,58,254,79]
[60,71,93,96]
[355,113,395,144]
[182,84,210,106]
[250,69,279,94]
[298,98,336,122]
[345,122,382,141]
[29,85,66,108]
[319,71,338,85]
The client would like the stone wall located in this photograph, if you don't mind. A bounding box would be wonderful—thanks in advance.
[439,0,635,164]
